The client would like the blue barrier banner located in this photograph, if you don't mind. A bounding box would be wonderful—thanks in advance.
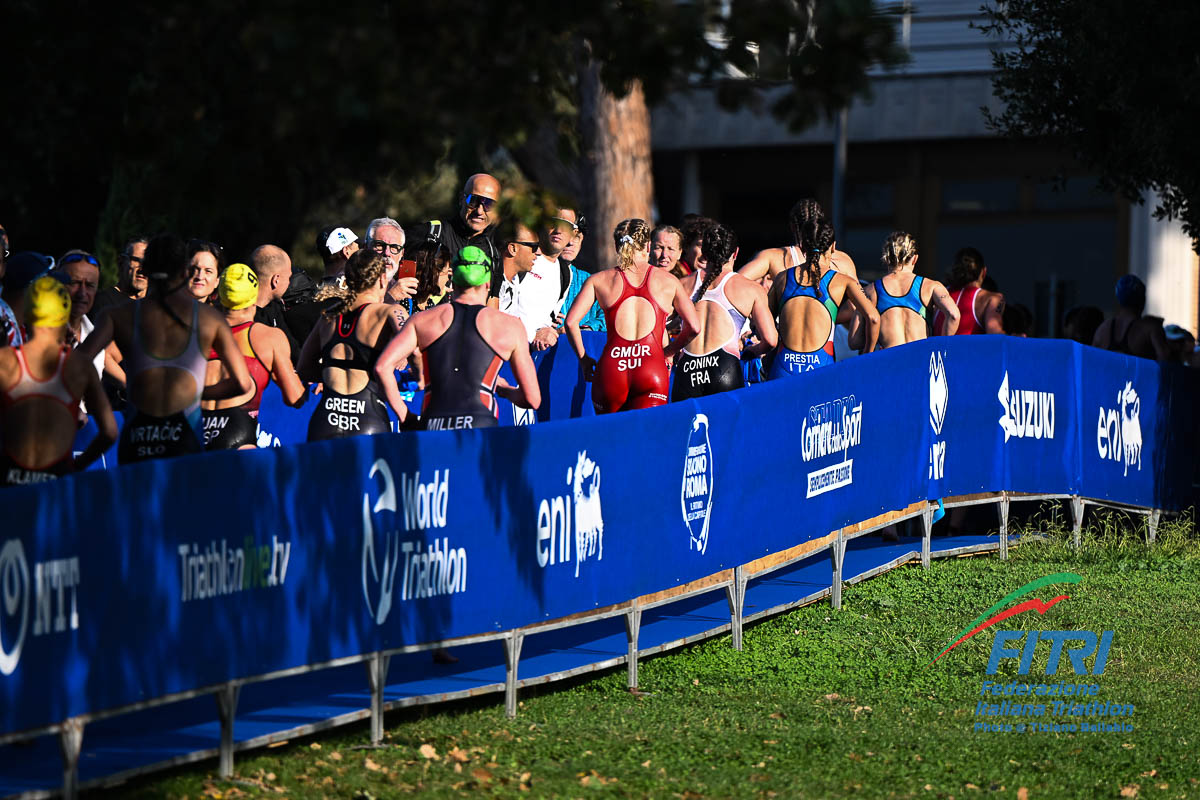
[6,337,1194,736]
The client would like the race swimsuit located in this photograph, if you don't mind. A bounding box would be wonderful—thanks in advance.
[874,275,926,320]
[118,301,207,464]
[420,303,501,431]
[1,347,79,486]
[768,267,838,379]
[202,321,271,450]
[307,306,391,441]
[933,286,982,336]
[593,270,670,413]
[672,273,746,401]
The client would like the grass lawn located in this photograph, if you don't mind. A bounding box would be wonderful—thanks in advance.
[116,511,1200,799]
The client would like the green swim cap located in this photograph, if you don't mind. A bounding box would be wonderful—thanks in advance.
[452,245,492,287]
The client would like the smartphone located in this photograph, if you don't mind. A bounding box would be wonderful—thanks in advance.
[397,259,417,280]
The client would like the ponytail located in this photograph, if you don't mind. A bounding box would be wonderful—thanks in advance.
[881,231,917,271]
[797,218,834,287]
[693,222,738,303]
[613,219,651,271]
[316,251,389,318]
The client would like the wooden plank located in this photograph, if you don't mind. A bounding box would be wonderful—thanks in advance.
[742,532,838,576]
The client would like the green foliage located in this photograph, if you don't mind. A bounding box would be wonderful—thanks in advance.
[4,0,905,278]
[981,0,1200,249]
[114,514,1199,798]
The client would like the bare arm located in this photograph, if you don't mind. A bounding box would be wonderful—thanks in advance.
[258,326,308,407]
[296,321,326,384]
[564,275,598,363]
[77,311,114,361]
[664,279,701,359]
[102,342,126,386]
[1147,323,1172,362]
[982,294,1006,335]
[73,365,117,471]
[373,316,419,422]
[500,320,542,410]
[927,280,960,337]
[736,248,778,283]
[743,282,778,359]
[840,277,880,355]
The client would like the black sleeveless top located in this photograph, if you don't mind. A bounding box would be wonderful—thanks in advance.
[420,303,502,430]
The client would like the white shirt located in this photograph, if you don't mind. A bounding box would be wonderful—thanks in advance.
[79,316,105,378]
[510,255,562,342]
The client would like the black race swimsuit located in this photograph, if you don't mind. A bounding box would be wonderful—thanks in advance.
[307,306,392,441]
[420,303,501,431]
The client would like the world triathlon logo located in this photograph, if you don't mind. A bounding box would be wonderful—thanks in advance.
[930,573,1090,669]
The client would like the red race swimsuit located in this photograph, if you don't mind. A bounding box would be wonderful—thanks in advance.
[593,270,670,413]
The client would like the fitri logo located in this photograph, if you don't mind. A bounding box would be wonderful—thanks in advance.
[681,414,714,555]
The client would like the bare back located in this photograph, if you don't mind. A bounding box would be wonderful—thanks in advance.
[315,303,396,395]
[0,342,92,468]
[680,271,762,356]
[591,266,680,341]
[872,271,932,348]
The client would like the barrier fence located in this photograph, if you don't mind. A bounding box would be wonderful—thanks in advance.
[1,336,1195,798]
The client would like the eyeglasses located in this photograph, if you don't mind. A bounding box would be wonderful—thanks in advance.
[463,194,497,213]
[60,253,101,268]
[368,239,404,256]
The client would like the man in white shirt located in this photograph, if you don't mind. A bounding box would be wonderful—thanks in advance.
[516,208,578,349]
[492,218,542,319]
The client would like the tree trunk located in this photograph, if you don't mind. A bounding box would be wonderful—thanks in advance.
[579,55,655,272]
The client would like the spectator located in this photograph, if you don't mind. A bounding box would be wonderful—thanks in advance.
[251,244,300,360]
[673,222,776,401]
[364,217,418,312]
[859,232,959,349]
[201,263,307,450]
[58,250,105,378]
[650,224,684,277]
[492,216,542,318]
[187,240,224,305]
[90,236,148,321]
[2,252,55,345]
[560,217,605,332]
[411,240,453,312]
[316,225,360,284]
[1063,305,1104,346]
[1163,324,1196,366]
[410,173,503,267]
[78,233,252,464]
[677,215,715,279]
[520,207,579,349]
[0,224,16,347]
[375,245,541,430]
[298,251,401,441]
[1091,275,1170,361]
[0,276,117,485]
[932,247,1005,335]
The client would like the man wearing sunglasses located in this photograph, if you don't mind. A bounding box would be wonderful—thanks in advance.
[492,217,542,319]
[516,208,579,349]
[91,236,149,322]
[411,173,502,274]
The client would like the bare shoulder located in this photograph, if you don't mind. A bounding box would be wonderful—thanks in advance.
[832,249,859,279]
[728,272,765,301]
[479,306,524,350]
[0,348,18,385]
[251,322,286,351]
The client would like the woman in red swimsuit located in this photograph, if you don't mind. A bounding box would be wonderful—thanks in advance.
[565,218,700,413]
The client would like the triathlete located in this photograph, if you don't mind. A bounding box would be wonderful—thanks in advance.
[565,219,700,413]
[298,251,401,441]
[859,232,959,349]
[201,263,307,450]
[673,222,777,400]
[1091,275,1171,361]
[768,217,878,377]
[739,199,861,288]
[931,247,1005,335]
[375,245,540,430]
[79,233,253,464]
[0,277,117,485]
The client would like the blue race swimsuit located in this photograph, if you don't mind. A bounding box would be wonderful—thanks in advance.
[873,274,926,318]
[769,268,838,379]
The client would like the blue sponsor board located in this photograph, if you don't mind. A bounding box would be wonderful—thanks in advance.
[5,337,1194,735]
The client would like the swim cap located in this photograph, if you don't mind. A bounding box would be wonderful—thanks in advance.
[25,275,71,329]
[1115,274,1146,309]
[452,245,492,288]
[219,263,259,310]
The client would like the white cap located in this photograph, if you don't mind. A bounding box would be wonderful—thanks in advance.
[325,227,358,254]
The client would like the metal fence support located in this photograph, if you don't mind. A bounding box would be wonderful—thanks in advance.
[503,632,524,719]
[1148,509,1161,544]
[920,505,933,569]
[726,566,747,651]
[215,684,240,779]
[624,604,642,689]
[59,718,84,800]
[1070,495,1085,549]
[830,530,845,610]
[365,652,392,745]
[997,494,1011,561]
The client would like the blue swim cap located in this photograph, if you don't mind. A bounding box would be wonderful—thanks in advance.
[1115,274,1145,309]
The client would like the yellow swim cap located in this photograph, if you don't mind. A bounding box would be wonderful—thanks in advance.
[25,276,71,329]
[219,263,259,310]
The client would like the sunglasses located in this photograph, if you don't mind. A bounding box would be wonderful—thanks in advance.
[464,194,497,213]
[550,216,579,233]
[60,253,101,268]
[369,239,404,256]
[511,240,540,251]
